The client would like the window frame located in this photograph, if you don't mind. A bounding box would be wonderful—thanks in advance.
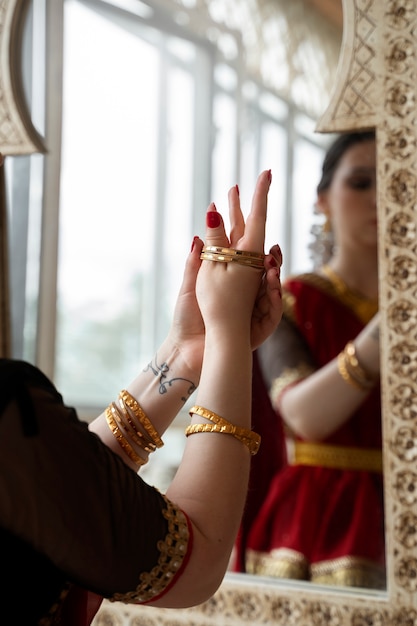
[7,0,330,412]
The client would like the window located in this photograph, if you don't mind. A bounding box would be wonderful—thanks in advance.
[56,0,204,406]
[7,0,334,416]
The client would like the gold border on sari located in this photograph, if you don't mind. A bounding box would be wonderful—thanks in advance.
[245,549,386,590]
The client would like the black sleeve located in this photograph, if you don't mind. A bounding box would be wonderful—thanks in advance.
[257,316,316,392]
[0,359,189,606]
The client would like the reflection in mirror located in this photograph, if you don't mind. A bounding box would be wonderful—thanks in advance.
[234,130,385,591]
[8,0,389,606]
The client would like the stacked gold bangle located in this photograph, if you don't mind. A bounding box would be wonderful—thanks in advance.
[186,405,261,455]
[119,390,164,448]
[337,341,378,391]
[200,246,265,270]
[105,390,164,468]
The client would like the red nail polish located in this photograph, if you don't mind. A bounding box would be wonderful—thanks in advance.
[268,169,272,184]
[268,256,277,268]
[236,184,240,196]
[207,211,221,228]
[190,236,198,252]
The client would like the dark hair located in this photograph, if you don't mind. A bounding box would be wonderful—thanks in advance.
[317,130,376,194]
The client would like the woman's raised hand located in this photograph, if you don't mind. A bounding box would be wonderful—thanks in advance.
[167,170,283,376]
[162,171,282,605]
[197,170,283,344]
[167,235,205,375]
[251,242,283,349]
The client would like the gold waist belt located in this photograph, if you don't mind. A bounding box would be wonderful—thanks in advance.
[291,441,383,473]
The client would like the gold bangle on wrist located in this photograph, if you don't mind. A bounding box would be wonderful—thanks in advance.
[105,406,148,468]
[337,352,364,391]
[344,341,377,387]
[111,401,156,454]
[187,405,261,455]
[337,342,378,392]
[200,246,265,270]
[117,396,157,451]
[105,389,165,467]
[119,390,164,448]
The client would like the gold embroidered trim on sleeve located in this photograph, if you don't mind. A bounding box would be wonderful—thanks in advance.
[109,494,190,604]
[282,290,296,324]
[270,363,316,407]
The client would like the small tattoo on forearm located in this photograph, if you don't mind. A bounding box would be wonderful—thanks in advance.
[144,354,196,401]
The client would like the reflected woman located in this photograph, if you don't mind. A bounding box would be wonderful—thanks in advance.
[236,131,385,589]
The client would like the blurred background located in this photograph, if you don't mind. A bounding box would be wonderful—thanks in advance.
[5,0,342,486]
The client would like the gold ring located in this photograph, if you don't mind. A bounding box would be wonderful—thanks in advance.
[203,246,264,260]
[200,246,265,269]
[230,256,264,269]
[200,252,232,263]
[200,252,264,269]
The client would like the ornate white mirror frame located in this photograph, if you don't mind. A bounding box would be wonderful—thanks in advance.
[2,0,417,624]
[0,0,44,155]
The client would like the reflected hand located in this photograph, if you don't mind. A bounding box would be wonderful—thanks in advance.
[251,244,283,349]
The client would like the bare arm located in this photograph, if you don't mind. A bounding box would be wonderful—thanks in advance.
[90,171,283,606]
[278,313,380,441]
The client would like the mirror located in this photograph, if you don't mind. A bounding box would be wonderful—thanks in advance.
[103,0,416,621]
[2,0,417,624]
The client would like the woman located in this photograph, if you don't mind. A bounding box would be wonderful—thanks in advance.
[237,131,385,589]
[0,170,283,624]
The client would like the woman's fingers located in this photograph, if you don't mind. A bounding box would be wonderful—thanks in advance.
[266,244,283,272]
[203,169,272,253]
[228,184,245,244]
[178,236,204,297]
[204,203,230,248]
[238,170,272,251]
[251,170,272,217]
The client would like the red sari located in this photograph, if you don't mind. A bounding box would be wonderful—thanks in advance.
[235,272,385,589]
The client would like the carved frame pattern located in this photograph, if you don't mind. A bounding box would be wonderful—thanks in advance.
[1,0,417,624]
[0,0,45,154]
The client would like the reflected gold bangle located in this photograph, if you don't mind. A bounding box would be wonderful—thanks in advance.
[188,405,261,455]
[337,352,363,390]
[105,406,147,467]
[344,341,377,388]
[337,345,376,392]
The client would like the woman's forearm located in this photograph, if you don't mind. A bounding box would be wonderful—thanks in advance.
[161,328,253,605]
[280,320,380,441]
[88,336,201,470]
[280,358,371,440]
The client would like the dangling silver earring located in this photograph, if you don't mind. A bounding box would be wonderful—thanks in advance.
[308,209,334,270]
